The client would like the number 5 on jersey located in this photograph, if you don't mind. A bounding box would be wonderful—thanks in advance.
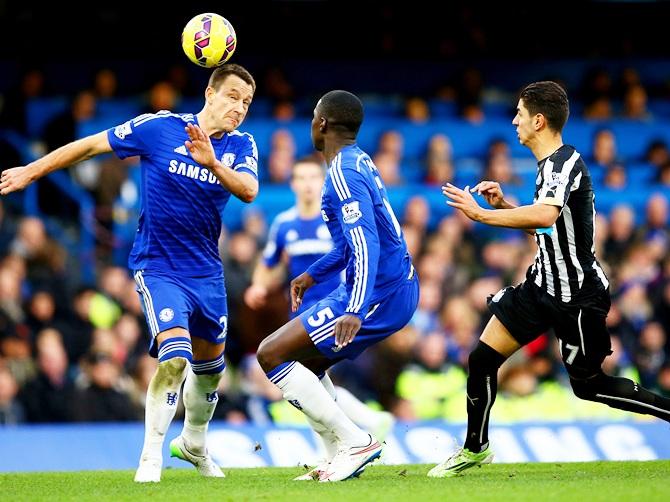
[307,307,335,327]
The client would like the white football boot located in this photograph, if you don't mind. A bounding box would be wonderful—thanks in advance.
[134,457,162,483]
[318,434,382,482]
[169,435,225,478]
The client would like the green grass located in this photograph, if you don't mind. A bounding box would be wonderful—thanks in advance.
[1,462,669,501]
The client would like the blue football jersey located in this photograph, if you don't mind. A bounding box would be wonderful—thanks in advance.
[262,207,340,314]
[107,111,258,276]
[306,144,413,319]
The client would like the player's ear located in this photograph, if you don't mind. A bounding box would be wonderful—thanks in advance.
[205,86,215,105]
[534,113,544,130]
[319,117,328,133]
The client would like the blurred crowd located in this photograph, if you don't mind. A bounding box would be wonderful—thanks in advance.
[1,65,670,426]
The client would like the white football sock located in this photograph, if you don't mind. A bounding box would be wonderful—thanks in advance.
[140,357,189,462]
[181,370,224,456]
[335,385,387,430]
[304,373,339,460]
[275,363,369,447]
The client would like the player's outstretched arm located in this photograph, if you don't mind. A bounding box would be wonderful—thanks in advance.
[443,183,559,229]
[469,181,536,235]
[185,123,258,203]
[0,132,112,196]
[244,261,287,310]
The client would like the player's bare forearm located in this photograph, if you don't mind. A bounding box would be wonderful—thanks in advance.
[211,161,258,202]
[478,203,559,229]
[492,199,536,235]
[1,132,111,195]
[252,262,286,291]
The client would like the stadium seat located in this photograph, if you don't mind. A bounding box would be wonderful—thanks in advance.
[26,97,69,138]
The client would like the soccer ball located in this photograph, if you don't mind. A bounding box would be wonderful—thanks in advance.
[181,13,237,68]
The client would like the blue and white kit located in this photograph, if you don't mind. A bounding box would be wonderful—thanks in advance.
[262,207,341,317]
[107,111,258,355]
[300,144,419,359]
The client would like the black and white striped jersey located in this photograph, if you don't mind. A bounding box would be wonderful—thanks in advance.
[527,144,609,303]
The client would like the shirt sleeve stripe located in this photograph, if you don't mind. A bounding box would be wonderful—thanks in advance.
[333,156,352,199]
[330,154,348,201]
[346,226,368,313]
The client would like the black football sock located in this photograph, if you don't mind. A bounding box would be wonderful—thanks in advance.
[571,372,670,422]
[463,341,507,453]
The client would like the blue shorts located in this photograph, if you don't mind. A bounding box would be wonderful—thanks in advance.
[133,270,228,357]
[299,271,419,360]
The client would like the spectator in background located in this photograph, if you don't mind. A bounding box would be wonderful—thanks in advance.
[403,195,431,237]
[604,205,636,266]
[71,351,139,422]
[658,160,670,187]
[0,69,44,136]
[1,330,35,389]
[405,97,430,123]
[396,331,466,420]
[622,84,652,121]
[411,280,443,336]
[372,151,401,186]
[603,161,628,189]
[0,258,27,340]
[581,67,613,120]
[41,90,99,220]
[93,68,118,100]
[262,67,294,104]
[425,133,454,185]
[590,128,619,168]
[25,289,57,336]
[646,139,670,171]
[142,81,178,114]
[273,101,296,121]
[635,322,667,391]
[267,129,296,184]
[377,130,404,159]
[375,131,404,185]
[43,90,97,154]
[20,328,74,422]
[10,217,68,299]
[636,194,669,246]
[58,286,95,363]
[482,152,522,187]
[222,231,260,363]
[441,295,479,367]
[457,67,485,124]
[0,362,24,425]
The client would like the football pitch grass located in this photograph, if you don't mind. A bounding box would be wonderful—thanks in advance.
[2,461,669,501]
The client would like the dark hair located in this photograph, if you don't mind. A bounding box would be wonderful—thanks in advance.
[317,90,364,135]
[208,64,256,93]
[519,81,569,133]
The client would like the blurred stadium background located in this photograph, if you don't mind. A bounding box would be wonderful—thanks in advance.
[1,1,669,471]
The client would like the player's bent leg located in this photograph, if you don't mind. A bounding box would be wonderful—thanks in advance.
[333,384,396,443]
[569,370,670,422]
[258,318,377,481]
[293,358,340,480]
[170,338,227,478]
[430,316,516,479]
[135,328,192,483]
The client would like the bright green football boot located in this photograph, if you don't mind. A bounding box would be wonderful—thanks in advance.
[427,445,494,478]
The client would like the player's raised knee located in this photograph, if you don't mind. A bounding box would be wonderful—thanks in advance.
[256,338,282,372]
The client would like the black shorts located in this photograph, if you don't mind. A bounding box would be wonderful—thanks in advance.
[487,280,612,378]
